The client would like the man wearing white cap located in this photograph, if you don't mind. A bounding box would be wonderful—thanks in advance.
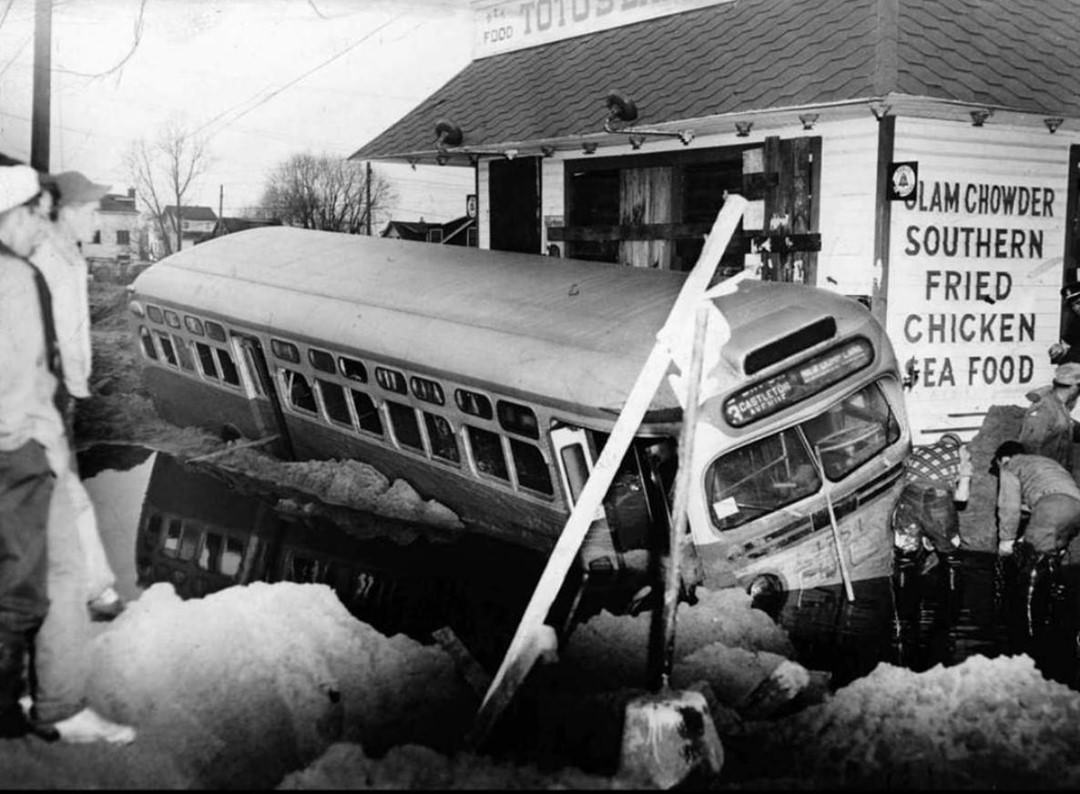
[1018,362,1080,474]
[35,170,125,622]
[0,162,134,744]
[0,163,54,738]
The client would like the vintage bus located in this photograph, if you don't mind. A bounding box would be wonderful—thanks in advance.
[127,226,911,608]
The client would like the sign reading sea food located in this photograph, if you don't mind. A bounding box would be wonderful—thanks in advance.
[889,174,1062,418]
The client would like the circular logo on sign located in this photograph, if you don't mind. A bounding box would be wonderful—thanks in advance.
[891,164,916,199]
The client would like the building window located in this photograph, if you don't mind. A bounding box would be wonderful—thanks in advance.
[427,228,443,243]
[116,229,131,245]
[91,230,101,244]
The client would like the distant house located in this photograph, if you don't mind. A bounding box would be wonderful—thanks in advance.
[192,215,283,245]
[381,215,476,246]
[82,188,140,273]
[150,205,218,257]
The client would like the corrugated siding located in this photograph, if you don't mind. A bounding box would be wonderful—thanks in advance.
[887,118,1079,440]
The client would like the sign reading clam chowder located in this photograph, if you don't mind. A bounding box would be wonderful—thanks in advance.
[888,174,1063,436]
[471,0,733,58]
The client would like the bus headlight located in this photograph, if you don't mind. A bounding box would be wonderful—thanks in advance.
[747,573,785,615]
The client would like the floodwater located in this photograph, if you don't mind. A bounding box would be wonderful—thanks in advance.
[79,445,1080,694]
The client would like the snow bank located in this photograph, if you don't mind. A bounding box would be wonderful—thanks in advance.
[277,742,629,790]
[57,581,472,788]
[741,654,1080,788]
[201,449,464,532]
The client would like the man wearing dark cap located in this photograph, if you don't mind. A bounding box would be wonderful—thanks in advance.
[1018,362,1080,473]
[1048,281,1080,365]
[890,431,973,668]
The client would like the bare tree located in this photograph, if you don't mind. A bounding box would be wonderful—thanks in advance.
[254,153,395,234]
[124,118,210,257]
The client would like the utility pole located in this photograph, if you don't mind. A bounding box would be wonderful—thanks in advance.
[30,0,52,172]
[218,184,224,236]
[365,161,372,236]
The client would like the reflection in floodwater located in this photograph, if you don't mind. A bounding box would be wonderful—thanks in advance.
[82,445,1080,691]
[130,452,545,671]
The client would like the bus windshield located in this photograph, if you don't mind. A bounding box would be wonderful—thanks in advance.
[705,381,900,531]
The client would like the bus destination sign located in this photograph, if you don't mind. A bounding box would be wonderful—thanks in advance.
[723,338,874,427]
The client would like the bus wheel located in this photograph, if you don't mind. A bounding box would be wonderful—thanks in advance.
[221,423,243,443]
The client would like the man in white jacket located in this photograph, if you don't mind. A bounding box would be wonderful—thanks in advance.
[34,170,124,622]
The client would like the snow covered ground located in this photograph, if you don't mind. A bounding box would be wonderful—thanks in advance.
[7,284,1078,788]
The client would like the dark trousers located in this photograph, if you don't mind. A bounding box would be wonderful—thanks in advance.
[892,482,959,552]
[0,440,53,712]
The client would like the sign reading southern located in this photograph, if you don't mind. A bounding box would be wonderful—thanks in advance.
[472,0,733,58]
[888,173,1062,430]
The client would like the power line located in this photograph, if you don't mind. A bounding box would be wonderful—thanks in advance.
[55,0,147,80]
[193,11,413,143]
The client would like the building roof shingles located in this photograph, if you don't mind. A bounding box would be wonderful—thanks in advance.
[352,0,1080,161]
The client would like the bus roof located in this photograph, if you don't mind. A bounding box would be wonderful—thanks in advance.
[132,227,869,415]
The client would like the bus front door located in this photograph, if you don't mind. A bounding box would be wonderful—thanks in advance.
[233,333,296,460]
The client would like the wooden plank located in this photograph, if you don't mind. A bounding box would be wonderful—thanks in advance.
[466,195,748,749]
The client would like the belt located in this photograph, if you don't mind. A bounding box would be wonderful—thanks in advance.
[906,480,951,497]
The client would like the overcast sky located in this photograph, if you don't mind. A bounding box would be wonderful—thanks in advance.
[0,0,475,222]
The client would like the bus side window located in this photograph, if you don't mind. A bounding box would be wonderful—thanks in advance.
[199,532,222,571]
[350,389,383,435]
[424,412,460,463]
[283,369,317,413]
[172,335,195,371]
[221,536,244,577]
[317,379,353,427]
[155,331,177,366]
[162,517,182,555]
[194,342,218,380]
[510,439,553,495]
[216,348,241,386]
[386,400,423,451]
[139,326,158,360]
[466,426,509,480]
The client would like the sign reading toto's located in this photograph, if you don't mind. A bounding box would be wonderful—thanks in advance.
[471,0,734,58]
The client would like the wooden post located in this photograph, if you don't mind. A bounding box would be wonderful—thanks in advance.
[652,304,709,691]
[466,195,748,748]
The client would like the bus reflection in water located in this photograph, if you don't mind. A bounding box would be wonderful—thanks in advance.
[135,454,543,668]
[128,227,912,625]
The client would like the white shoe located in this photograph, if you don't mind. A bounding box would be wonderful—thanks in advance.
[52,708,136,745]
